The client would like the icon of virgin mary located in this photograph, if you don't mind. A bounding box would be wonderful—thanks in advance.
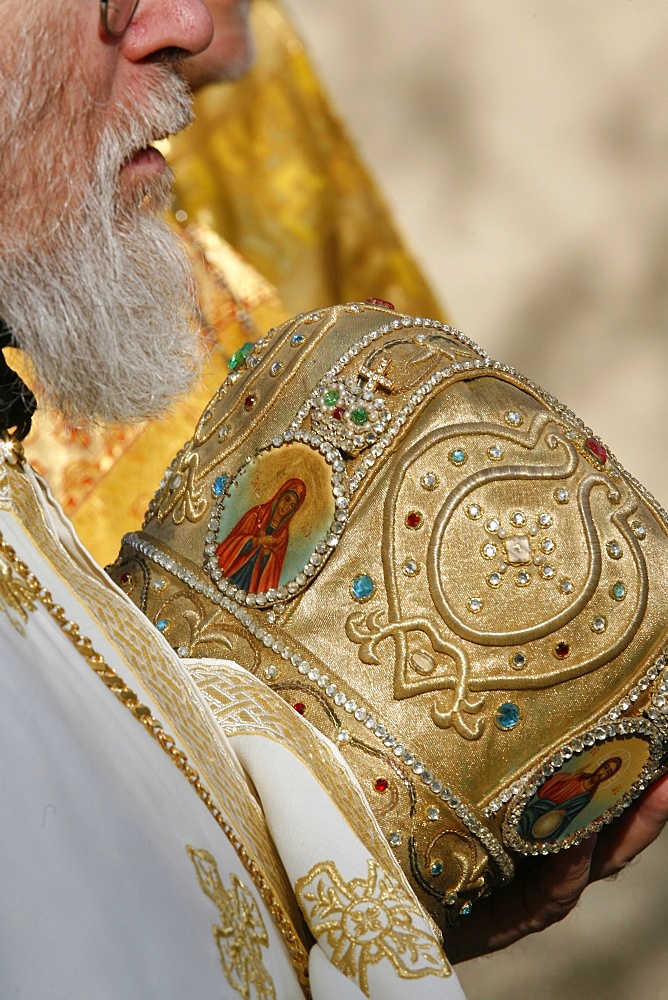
[215,478,307,593]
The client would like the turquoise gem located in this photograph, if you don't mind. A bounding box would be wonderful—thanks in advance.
[496,702,521,730]
[156,619,169,632]
[212,474,230,498]
[430,860,444,876]
[449,448,466,465]
[352,575,375,600]
[611,581,626,600]
[350,407,369,426]
[291,333,305,346]
[228,341,254,370]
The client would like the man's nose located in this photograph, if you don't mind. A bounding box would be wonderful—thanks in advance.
[121,0,214,61]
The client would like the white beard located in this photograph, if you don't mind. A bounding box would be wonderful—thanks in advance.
[0,29,204,427]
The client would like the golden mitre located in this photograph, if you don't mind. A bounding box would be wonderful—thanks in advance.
[111,301,668,929]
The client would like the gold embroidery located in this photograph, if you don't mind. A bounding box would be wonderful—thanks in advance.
[0,513,309,990]
[2,463,310,988]
[187,846,276,1000]
[296,859,450,996]
[0,555,37,633]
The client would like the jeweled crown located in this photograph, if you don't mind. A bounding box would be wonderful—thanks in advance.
[111,302,668,929]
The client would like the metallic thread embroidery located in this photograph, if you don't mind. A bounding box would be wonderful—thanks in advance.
[0,528,309,988]
[296,858,450,996]
[187,846,276,1000]
[0,555,37,633]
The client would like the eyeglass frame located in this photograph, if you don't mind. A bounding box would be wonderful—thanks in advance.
[100,0,141,37]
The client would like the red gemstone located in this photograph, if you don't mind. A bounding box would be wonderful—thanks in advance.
[120,573,131,584]
[293,702,306,715]
[406,511,422,529]
[366,297,395,310]
[244,395,256,410]
[554,641,570,659]
[332,407,343,420]
[584,437,607,463]
[374,777,389,793]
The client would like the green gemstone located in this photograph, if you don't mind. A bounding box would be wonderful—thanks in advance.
[228,341,254,370]
[611,581,626,600]
[323,389,340,406]
[350,407,369,426]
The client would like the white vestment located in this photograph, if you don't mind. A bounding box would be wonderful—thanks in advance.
[0,442,466,1000]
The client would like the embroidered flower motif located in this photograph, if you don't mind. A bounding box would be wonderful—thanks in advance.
[187,846,275,1000]
[296,858,449,995]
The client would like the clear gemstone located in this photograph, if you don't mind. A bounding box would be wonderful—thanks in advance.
[467,504,482,519]
[539,513,552,527]
[516,571,530,586]
[540,565,555,579]
[486,518,500,533]
[482,543,497,559]
[427,807,440,821]
[511,511,526,526]
[555,488,570,504]
[488,572,502,587]
[560,578,574,594]
[468,597,483,612]
[511,652,526,669]
[606,540,622,559]
[591,616,607,633]
[488,445,503,460]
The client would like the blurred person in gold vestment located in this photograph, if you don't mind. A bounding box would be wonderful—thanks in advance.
[17,0,442,566]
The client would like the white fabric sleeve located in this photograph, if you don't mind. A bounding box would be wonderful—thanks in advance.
[232,733,469,1000]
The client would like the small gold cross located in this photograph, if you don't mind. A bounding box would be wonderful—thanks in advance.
[358,356,394,393]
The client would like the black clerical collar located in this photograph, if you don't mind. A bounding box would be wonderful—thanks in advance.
[0,318,36,441]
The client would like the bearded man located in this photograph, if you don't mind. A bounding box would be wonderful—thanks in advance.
[19,0,441,565]
[1,1,667,997]
[0,2,470,996]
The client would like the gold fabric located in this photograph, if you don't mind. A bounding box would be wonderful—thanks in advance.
[111,301,668,932]
[166,0,444,320]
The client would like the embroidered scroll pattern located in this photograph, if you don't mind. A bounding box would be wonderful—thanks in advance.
[187,846,276,1000]
[296,858,450,996]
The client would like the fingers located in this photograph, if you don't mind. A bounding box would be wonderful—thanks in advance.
[445,835,597,963]
[589,772,668,881]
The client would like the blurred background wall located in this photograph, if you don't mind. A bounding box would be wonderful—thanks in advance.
[283,1,668,996]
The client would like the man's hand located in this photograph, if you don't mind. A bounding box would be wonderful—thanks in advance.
[444,772,668,963]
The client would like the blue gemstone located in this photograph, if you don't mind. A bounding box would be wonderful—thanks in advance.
[450,448,466,465]
[496,702,521,730]
[430,860,444,876]
[156,619,169,632]
[212,474,230,498]
[291,333,305,346]
[352,575,375,600]
[460,901,473,917]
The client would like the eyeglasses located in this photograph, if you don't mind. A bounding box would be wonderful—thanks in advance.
[100,0,141,37]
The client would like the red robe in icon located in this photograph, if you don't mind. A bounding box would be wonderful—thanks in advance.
[215,478,306,593]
